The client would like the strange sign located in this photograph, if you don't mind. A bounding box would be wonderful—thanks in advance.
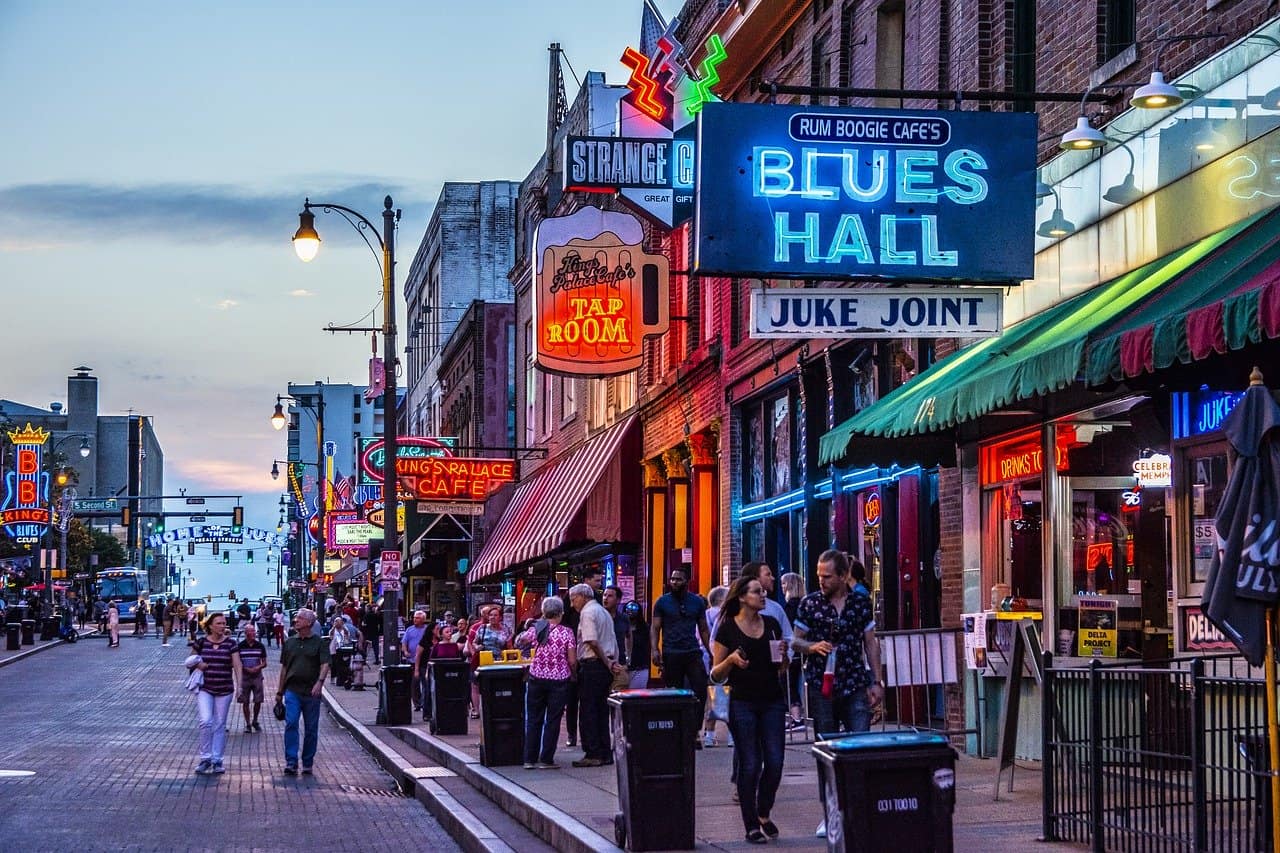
[694,103,1036,281]
[1,424,51,544]
[532,206,669,376]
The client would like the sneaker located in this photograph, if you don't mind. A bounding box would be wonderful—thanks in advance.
[702,732,717,748]
[727,739,735,748]
[283,764,298,776]
[301,765,313,775]
[523,762,537,769]
[245,724,253,733]
[815,821,826,838]
[571,757,603,768]
[252,721,262,732]
[194,759,212,775]
[211,761,225,775]
[786,718,806,731]
[161,642,170,647]
[536,762,559,770]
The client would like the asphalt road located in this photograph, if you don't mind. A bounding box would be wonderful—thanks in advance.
[0,633,459,853]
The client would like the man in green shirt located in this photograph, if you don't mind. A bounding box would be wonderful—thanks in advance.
[276,608,330,776]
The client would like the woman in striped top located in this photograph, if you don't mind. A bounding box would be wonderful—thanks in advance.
[189,612,241,775]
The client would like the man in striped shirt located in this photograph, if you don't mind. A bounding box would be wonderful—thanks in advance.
[236,624,268,733]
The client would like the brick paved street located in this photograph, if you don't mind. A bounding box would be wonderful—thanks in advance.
[0,635,459,853]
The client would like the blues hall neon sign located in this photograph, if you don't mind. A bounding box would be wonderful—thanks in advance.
[694,104,1037,282]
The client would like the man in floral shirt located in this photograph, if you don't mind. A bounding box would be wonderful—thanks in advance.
[792,549,884,736]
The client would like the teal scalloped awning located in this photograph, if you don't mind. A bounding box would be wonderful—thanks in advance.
[819,206,1280,466]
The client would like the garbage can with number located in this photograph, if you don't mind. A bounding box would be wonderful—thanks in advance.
[379,664,413,725]
[609,688,699,851]
[476,664,525,767]
[813,731,957,853]
[20,619,35,646]
[429,658,470,735]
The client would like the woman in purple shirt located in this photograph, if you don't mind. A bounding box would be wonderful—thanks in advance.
[188,612,241,775]
[517,597,577,769]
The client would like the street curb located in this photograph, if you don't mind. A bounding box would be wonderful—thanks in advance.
[321,688,513,853]
[393,726,619,853]
[0,635,76,670]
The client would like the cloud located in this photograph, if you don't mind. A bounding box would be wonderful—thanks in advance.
[172,457,274,491]
[215,299,239,310]
[289,288,315,297]
[0,180,432,248]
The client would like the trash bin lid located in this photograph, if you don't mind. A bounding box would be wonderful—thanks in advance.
[816,732,950,754]
[476,664,526,673]
[607,688,696,704]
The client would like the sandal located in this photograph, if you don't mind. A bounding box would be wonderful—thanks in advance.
[745,828,768,845]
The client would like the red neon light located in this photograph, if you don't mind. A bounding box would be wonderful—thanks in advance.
[620,46,666,121]
[398,457,515,501]
[1,507,50,525]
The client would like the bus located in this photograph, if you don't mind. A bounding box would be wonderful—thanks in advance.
[94,567,149,623]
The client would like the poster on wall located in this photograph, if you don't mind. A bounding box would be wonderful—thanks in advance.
[532,206,670,376]
[695,102,1036,281]
[1077,597,1118,657]
[962,612,989,672]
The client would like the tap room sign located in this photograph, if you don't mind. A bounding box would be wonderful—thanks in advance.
[750,286,1002,339]
[694,103,1036,281]
[533,206,670,376]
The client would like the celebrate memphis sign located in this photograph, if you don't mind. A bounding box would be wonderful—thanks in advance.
[1,423,52,544]
[533,206,670,376]
[694,103,1037,282]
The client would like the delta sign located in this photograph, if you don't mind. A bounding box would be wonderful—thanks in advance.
[1,424,52,544]
[532,206,670,377]
[694,103,1036,281]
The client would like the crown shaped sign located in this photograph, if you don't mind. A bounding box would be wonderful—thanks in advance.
[6,423,50,445]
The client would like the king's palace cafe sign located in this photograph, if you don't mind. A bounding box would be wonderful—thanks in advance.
[749,286,1002,339]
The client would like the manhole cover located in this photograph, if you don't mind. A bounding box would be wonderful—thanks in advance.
[0,770,35,779]
[339,784,406,798]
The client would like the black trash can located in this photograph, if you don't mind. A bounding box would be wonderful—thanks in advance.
[332,645,355,688]
[5,623,20,651]
[380,664,413,725]
[7,605,27,624]
[429,658,471,735]
[40,615,58,641]
[813,731,957,853]
[20,619,35,646]
[476,664,526,767]
[608,688,699,851]
[1236,732,1272,852]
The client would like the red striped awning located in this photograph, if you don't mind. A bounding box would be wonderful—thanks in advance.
[468,416,636,584]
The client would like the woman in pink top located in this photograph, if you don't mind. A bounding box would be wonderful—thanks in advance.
[516,596,577,769]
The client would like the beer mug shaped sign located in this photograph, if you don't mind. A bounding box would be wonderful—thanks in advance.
[532,206,670,376]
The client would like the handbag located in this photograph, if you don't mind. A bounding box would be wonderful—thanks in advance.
[272,695,286,721]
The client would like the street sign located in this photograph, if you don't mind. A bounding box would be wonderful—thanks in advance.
[185,497,206,505]
[74,572,90,580]
[189,515,206,523]
[417,501,484,516]
[72,497,118,513]
[381,578,401,592]
[380,550,402,584]
[289,580,307,589]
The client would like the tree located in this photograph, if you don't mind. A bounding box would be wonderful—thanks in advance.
[88,528,127,571]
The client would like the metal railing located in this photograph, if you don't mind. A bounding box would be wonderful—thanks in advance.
[1042,652,1270,852]
[874,627,976,743]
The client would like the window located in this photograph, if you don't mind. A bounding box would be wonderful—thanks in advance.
[779,28,794,57]
[353,411,361,424]
[1100,0,1135,63]
[541,369,553,437]
[524,320,536,446]
[875,1,905,108]
[561,375,577,422]
[730,279,745,348]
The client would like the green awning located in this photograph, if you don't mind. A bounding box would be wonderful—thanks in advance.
[819,208,1276,466]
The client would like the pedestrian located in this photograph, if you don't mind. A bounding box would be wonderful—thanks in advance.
[257,603,274,648]
[94,595,108,634]
[780,572,805,730]
[329,613,357,689]
[413,619,463,723]
[106,600,120,647]
[624,602,650,689]
[650,567,712,749]
[135,597,148,638]
[361,602,382,665]
[465,606,511,718]
[401,611,431,714]
[273,609,285,646]
[450,616,468,645]
[568,583,622,767]
[276,608,330,776]
[710,575,789,844]
[702,585,732,748]
[792,550,883,837]
[516,596,577,769]
[76,596,86,630]
[188,606,199,642]
[602,586,632,692]
[236,598,252,635]
[236,623,268,733]
[153,599,164,639]
[189,612,241,775]
[558,567,602,747]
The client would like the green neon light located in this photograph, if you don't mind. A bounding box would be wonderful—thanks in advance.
[688,34,726,115]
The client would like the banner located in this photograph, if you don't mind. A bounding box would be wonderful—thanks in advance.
[1077,597,1118,658]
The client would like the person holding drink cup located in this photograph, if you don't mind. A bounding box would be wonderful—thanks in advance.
[710,574,789,845]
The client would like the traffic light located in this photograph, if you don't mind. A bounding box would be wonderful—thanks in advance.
[205,594,212,603]
[121,506,131,527]
[222,551,230,564]
[231,506,244,533]
[246,550,254,564]
[229,589,236,600]
[154,517,165,534]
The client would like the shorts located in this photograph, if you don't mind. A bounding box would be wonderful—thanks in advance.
[237,675,265,704]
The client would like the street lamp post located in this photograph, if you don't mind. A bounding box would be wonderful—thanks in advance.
[46,433,92,607]
[293,196,401,668]
[272,383,326,608]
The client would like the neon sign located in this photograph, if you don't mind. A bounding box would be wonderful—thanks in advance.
[146,525,286,548]
[362,453,514,502]
[1,423,51,544]
[358,436,456,486]
[327,510,379,556]
[1173,390,1245,439]
[532,207,670,376]
[863,490,882,527]
[694,103,1036,281]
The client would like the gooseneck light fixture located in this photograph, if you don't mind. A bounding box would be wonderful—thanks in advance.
[1102,138,1144,206]
[1037,188,1076,238]
[292,196,402,676]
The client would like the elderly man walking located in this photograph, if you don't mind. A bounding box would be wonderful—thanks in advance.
[276,608,330,776]
[569,583,623,767]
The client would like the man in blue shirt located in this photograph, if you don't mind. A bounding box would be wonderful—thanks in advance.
[400,611,430,714]
[650,567,711,745]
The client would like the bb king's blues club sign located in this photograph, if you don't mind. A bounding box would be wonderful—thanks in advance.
[1,423,52,544]
[694,103,1037,281]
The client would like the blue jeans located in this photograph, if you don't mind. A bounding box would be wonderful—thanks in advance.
[728,696,787,833]
[283,689,321,768]
[807,684,872,738]
[524,678,571,765]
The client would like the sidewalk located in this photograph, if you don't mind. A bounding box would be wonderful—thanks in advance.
[0,622,91,669]
[321,671,1085,852]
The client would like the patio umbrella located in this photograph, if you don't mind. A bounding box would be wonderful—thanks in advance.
[1201,366,1280,847]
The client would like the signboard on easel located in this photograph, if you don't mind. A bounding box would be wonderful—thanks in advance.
[994,618,1043,800]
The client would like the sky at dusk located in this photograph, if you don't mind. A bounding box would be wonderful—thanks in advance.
[0,0,682,600]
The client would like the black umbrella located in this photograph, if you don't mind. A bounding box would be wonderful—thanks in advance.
[1203,367,1280,666]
